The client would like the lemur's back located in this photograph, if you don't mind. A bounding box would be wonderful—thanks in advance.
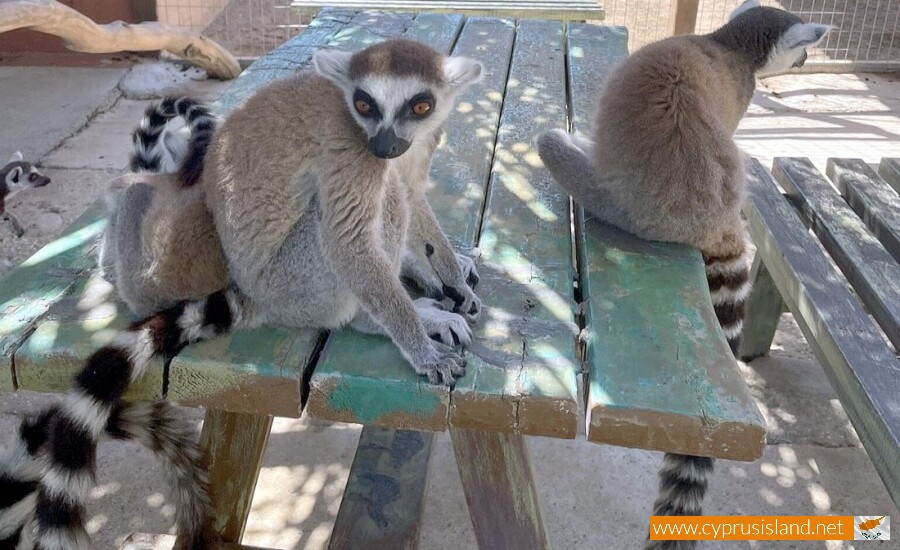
[590,34,754,248]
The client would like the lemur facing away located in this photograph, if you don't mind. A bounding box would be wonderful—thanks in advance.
[1,152,51,237]
[537,1,829,547]
[3,40,484,550]
[0,100,218,550]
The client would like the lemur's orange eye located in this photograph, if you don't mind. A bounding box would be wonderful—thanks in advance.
[355,100,371,114]
[412,101,432,116]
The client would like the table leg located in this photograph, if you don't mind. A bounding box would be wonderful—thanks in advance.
[738,256,785,361]
[449,429,548,550]
[196,409,274,543]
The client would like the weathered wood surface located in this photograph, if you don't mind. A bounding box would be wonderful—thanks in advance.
[738,256,784,361]
[827,158,900,262]
[774,157,900,351]
[190,410,274,544]
[878,157,900,193]
[329,427,433,549]
[290,0,604,21]
[744,158,900,505]
[567,22,766,460]
[450,429,548,549]
[123,533,277,549]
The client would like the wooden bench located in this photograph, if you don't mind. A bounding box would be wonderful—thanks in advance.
[0,9,765,547]
[290,0,604,21]
[741,157,900,508]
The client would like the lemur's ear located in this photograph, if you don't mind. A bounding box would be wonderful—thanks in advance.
[314,49,354,87]
[9,151,23,163]
[728,0,760,20]
[444,57,484,92]
[784,23,831,48]
[6,166,23,185]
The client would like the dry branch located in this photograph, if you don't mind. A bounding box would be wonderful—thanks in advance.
[0,0,241,79]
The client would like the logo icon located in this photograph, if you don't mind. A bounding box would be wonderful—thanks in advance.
[854,516,890,540]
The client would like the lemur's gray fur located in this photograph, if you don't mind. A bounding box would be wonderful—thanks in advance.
[537,2,829,548]
[4,40,484,550]
[1,152,51,237]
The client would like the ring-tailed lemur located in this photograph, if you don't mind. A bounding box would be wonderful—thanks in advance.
[1,152,51,237]
[537,1,829,547]
[0,100,220,550]
[11,39,484,550]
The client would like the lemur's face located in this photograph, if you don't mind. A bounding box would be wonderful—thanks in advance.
[4,152,50,195]
[315,39,483,160]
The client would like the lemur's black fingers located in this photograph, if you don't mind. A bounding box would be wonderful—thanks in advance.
[469,301,479,316]
[442,284,465,307]
[466,271,479,289]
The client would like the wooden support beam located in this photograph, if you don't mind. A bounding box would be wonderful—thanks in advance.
[669,0,699,35]
[739,255,784,361]
[450,429,548,549]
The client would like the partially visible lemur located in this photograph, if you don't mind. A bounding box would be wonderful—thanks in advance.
[9,39,484,550]
[1,152,51,237]
[538,1,828,547]
[0,99,218,550]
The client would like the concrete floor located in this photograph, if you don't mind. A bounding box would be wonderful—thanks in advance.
[0,62,898,550]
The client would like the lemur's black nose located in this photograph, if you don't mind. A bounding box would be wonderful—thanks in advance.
[369,128,411,159]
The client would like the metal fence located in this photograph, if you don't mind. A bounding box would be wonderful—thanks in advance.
[156,0,899,71]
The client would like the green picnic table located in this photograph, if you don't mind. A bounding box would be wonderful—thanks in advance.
[0,9,766,548]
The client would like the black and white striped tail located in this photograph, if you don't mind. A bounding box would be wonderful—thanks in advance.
[646,454,715,550]
[704,249,752,355]
[1,402,213,550]
[24,288,244,550]
[129,97,216,187]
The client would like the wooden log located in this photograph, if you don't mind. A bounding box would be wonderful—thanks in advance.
[450,429,548,549]
[329,427,434,550]
[744,158,900,505]
[0,0,240,79]
[774,157,900,350]
[738,255,784,361]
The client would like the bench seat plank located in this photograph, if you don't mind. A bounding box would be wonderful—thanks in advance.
[878,157,900,193]
[307,16,546,433]
[827,158,900,262]
[744,158,900,503]
[330,427,434,549]
[774,157,900,350]
[567,22,765,460]
[290,1,604,21]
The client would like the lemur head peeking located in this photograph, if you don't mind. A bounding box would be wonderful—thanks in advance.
[717,0,831,77]
[2,151,51,195]
[314,39,483,159]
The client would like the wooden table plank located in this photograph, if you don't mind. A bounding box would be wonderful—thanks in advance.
[291,1,604,21]
[0,201,108,390]
[877,157,900,194]
[568,23,765,460]
[827,158,900,262]
[774,157,900,350]
[744,158,900,503]
[307,15,514,431]
[450,18,580,438]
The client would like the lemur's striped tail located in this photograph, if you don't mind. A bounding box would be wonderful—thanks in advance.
[129,97,216,187]
[645,455,715,550]
[1,402,213,550]
[703,247,752,355]
[26,288,245,550]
